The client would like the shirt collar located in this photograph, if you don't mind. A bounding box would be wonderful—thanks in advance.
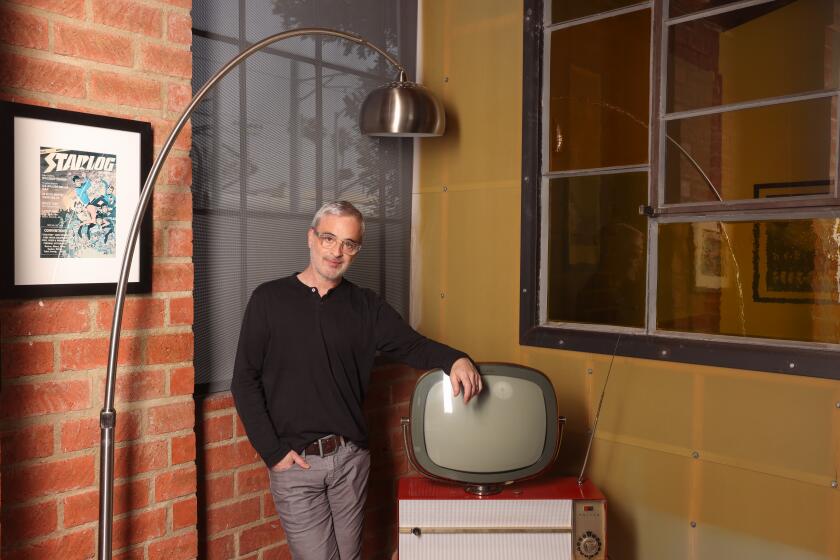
[293,273,346,298]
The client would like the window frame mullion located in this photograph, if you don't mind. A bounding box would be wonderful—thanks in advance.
[647,0,665,335]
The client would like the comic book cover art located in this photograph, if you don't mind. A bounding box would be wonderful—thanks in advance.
[40,147,117,258]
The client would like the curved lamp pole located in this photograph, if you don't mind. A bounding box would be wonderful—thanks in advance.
[98,27,445,559]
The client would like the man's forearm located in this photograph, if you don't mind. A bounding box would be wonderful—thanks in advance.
[230,372,289,467]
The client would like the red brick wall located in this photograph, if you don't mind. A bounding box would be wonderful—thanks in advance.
[198,363,422,560]
[363,364,423,560]
[0,1,195,558]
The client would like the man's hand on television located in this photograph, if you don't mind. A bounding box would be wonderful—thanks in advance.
[450,357,483,404]
[271,449,310,472]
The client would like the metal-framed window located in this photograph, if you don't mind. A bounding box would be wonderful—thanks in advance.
[520,0,840,378]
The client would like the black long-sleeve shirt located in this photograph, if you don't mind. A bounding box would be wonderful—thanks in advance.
[231,274,468,468]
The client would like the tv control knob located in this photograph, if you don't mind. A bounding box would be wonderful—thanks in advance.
[576,531,602,558]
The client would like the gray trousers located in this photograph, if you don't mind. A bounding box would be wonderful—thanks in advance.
[268,441,371,560]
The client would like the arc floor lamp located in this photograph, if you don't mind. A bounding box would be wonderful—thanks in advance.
[98,27,445,559]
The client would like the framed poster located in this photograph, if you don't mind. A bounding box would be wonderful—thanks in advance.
[1,102,152,298]
[752,180,831,303]
[692,222,725,290]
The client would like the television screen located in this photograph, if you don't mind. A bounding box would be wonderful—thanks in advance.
[404,363,563,489]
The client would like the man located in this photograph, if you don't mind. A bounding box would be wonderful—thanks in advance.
[231,201,482,560]
[70,174,95,237]
[82,179,116,241]
[71,174,92,206]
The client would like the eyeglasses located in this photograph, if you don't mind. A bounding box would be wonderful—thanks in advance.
[313,230,362,255]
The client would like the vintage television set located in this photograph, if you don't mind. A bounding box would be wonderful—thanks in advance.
[398,363,607,560]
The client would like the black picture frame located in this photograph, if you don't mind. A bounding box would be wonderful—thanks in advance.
[752,180,831,304]
[0,102,153,298]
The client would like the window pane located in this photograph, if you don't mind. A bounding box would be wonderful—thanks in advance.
[665,96,836,204]
[194,211,246,388]
[244,1,316,58]
[669,0,745,18]
[193,0,238,36]
[548,9,651,171]
[550,0,646,23]
[246,54,317,214]
[667,0,839,113]
[547,173,648,327]
[322,70,407,220]
[245,215,311,296]
[193,37,242,211]
[658,219,840,344]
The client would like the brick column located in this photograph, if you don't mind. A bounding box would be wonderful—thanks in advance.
[0,1,196,558]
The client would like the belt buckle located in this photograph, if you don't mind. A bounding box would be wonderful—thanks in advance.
[318,435,340,457]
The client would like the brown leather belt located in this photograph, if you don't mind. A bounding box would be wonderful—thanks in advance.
[303,434,345,457]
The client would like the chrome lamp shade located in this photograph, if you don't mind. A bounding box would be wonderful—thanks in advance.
[360,71,445,137]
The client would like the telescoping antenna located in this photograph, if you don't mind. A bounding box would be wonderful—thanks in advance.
[578,334,622,486]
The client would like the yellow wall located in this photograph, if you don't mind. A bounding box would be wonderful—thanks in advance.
[415,1,840,558]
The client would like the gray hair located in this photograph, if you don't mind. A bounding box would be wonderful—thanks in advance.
[310,201,365,237]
